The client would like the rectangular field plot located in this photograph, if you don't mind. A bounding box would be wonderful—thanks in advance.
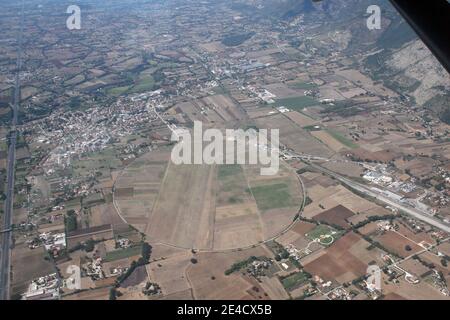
[217,164,242,179]
[305,225,335,241]
[274,96,318,110]
[146,163,217,249]
[103,244,142,262]
[280,271,311,291]
[249,182,294,212]
[216,164,252,206]
[255,114,334,158]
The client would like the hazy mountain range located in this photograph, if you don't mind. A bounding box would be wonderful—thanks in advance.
[232,0,450,123]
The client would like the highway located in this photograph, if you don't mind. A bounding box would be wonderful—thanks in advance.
[306,162,450,234]
[0,1,24,300]
[279,147,450,233]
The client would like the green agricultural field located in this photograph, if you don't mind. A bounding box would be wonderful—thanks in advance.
[130,75,156,93]
[326,129,358,149]
[107,85,131,96]
[221,32,255,47]
[249,182,294,211]
[281,271,311,291]
[211,86,228,95]
[65,197,81,208]
[218,164,242,179]
[0,140,7,152]
[83,193,104,207]
[217,164,247,204]
[103,244,142,263]
[157,62,178,69]
[290,82,317,90]
[274,96,318,110]
[72,148,121,176]
[306,224,333,241]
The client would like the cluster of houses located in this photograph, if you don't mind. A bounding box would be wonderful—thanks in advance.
[22,273,60,300]
[27,232,66,258]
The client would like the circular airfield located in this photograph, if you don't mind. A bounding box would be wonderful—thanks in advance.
[114,147,304,252]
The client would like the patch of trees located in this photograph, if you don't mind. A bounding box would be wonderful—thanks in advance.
[351,215,396,230]
[360,234,400,259]
[351,274,369,289]
[289,256,302,269]
[139,242,152,264]
[0,107,12,123]
[15,135,27,149]
[304,196,312,206]
[152,70,165,83]
[298,216,316,224]
[116,260,138,284]
[434,182,446,191]
[221,32,255,47]
[224,256,259,275]
[274,248,290,261]
[320,100,362,117]
[68,97,82,109]
[68,238,104,253]
[440,108,450,125]
[296,168,310,175]
[412,255,435,269]
[114,242,153,286]
[109,288,117,300]
[84,239,96,252]
[64,210,78,232]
